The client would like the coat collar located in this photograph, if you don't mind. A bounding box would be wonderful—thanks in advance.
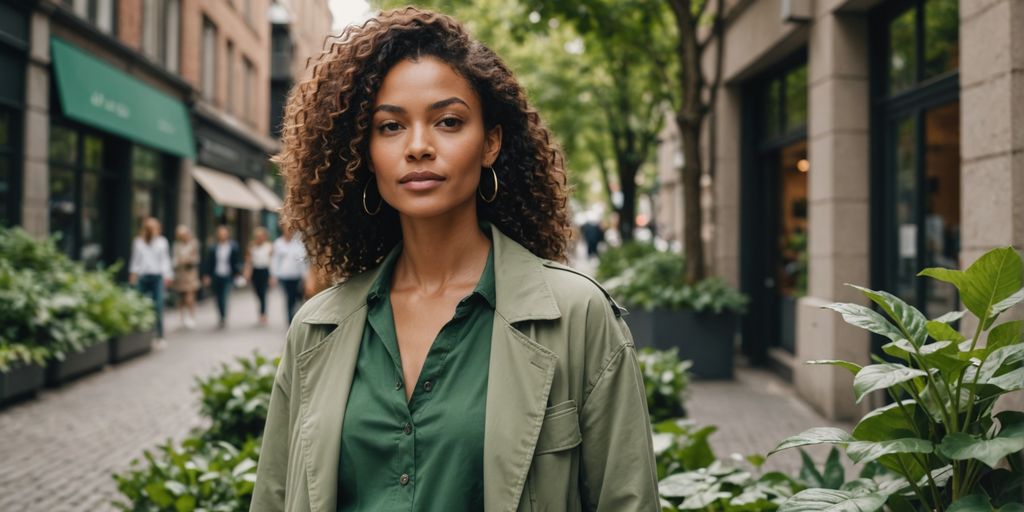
[300,220,561,326]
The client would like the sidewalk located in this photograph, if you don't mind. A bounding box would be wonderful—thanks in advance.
[687,366,856,475]
[0,289,290,512]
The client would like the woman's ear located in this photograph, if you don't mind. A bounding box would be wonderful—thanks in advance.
[483,124,503,167]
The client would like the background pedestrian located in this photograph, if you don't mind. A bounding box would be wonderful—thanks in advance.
[172,225,201,329]
[202,225,243,329]
[128,217,173,343]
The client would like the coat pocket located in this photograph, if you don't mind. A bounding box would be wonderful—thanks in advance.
[534,400,582,455]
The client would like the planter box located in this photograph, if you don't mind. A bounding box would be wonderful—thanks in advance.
[625,307,736,379]
[109,330,155,363]
[0,362,45,406]
[46,340,109,386]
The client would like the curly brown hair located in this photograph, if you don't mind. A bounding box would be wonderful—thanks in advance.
[274,6,574,281]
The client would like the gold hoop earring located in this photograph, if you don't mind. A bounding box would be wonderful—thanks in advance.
[363,179,382,216]
[479,166,498,203]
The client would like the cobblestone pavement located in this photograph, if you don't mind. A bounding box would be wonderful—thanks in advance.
[0,289,291,512]
[687,366,856,475]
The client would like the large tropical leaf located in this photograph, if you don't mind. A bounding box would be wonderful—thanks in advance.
[808,359,863,375]
[824,302,904,343]
[937,432,1024,468]
[845,438,933,465]
[769,428,853,456]
[922,247,1023,328]
[778,488,886,512]
[853,400,922,441]
[849,285,928,347]
[852,364,927,403]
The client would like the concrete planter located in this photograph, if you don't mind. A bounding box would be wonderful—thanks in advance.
[46,340,109,386]
[109,330,155,364]
[0,362,45,406]
[624,307,737,379]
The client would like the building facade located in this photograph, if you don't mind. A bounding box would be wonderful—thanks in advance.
[5,0,331,275]
[654,0,1023,419]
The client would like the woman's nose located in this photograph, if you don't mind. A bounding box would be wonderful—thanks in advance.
[405,125,435,161]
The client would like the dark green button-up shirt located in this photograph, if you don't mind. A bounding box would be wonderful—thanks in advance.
[336,237,496,512]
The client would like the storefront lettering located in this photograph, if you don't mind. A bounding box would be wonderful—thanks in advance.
[90,91,130,119]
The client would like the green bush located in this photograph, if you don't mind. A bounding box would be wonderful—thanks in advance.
[196,352,278,448]
[599,247,748,314]
[112,437,260,512]
[596,241,661,282]
[770,246,1024,510]
[0,226,154,372]
[113,352,278,511]
[638,348,693,422]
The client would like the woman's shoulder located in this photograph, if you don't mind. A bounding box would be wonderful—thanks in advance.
[536,259,627,318]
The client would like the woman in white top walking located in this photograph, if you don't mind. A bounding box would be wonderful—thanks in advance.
[129,217,173,342]
[271,222,307,324]
[245,226,274,326]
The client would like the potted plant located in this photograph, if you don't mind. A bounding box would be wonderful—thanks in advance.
[42,269,111,385]
[599,244,748,379]
[769,246,1024,510]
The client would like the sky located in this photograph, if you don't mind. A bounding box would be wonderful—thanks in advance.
[328,0,373,32]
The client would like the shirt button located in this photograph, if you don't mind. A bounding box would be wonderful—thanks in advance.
[423,381,433,392]
[403,422,413,435]
[399,473,410,486]
[395,380,403,390]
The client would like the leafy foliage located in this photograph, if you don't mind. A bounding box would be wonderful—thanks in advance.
[601,248,748,314]
[0,227,154,372]
[638,347,693,422]
[195,352,279,448]
[771,246,1024,510]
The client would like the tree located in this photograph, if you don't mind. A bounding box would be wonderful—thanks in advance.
[523,0,724,282]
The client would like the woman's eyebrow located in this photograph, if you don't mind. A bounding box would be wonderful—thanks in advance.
[372,97,470,115]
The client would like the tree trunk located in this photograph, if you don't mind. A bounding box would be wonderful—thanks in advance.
[679,116,705,283]
[619,162,639,242]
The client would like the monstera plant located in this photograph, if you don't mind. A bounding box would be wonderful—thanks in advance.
[769,247,1024,511]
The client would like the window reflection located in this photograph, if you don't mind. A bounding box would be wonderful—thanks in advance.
[924,0,959,79]
[889,8,917,94]
[923,102,960,318]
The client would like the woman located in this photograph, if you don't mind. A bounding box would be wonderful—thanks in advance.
[251,8,658,512]
[245,226,274,326]
[128,217,172,342]
[172,225,201,329]
[270,222,308,324]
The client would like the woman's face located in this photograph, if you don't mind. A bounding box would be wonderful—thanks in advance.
[369,56,501,219]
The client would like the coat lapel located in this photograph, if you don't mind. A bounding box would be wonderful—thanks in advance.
[483,222,562,511]
[294,263,384,512]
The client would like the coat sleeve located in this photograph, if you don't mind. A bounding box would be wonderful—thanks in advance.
[578,298,660,512]
[250,328,296,512]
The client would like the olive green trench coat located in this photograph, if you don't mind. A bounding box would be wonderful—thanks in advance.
[250,222,659,512]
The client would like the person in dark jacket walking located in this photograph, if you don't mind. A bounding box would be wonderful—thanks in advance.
[202,225,243,328]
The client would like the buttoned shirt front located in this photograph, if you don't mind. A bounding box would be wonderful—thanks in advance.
[336,237,496,512]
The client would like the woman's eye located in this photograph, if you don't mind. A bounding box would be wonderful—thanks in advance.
[438,117,463,129]
[378,122,401,133]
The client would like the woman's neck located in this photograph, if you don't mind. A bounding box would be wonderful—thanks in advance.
[392,213,491,296]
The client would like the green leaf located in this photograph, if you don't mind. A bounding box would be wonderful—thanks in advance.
[853,401,921,441]
[174,494,196,512]
[807,359,863,375]
[144,482,174,507]
[848,285,928,346]
[933,309,967,324]
[995,410,1024,438]
[852,364,928,403]
[823,447,845,489]
[824,303,904,343]
[963,247,1023,328]
[846,438,933,464]
[990,367,1024,391]
[769,428,853,456]
[927,320,967,343]
[964,344,1024,385]
[798,449,825,488]
[937,432,1024,468]
[987,321,1023,353]
[919,267,966,289]
[992,287,1024,317]
[947,494,991,512]
[778,488,886,512]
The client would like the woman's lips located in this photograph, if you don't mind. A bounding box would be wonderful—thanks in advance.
[398,170,446,191]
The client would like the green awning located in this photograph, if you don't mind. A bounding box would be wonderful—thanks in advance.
[50,37,195,158]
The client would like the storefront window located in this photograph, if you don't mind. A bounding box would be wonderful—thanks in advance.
[761,62,808,140]
[924,0,959,80]
[132,145,169,230]
[0,109,14,225]
[887,0,958,96]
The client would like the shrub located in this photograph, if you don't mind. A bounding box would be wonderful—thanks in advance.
[600,248,748,314]
[195,352,278,447]
[638,348,692,422]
